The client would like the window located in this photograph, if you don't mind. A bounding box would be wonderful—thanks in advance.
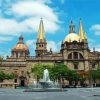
[39,44,41,47]
[16,52,18,58]
[92,64,95,68]
[68,53,72,59]
[68,52,84,60]
[74,52,78,59]
[79,53,84,59]
[38,54,40,56]
[74,65,78,69]
[74,63,78,69]
[14,79,17,83]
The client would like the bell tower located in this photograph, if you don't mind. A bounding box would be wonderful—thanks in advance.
[35,18,47,56]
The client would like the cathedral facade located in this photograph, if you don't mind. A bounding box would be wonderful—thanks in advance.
[0,19,100,86]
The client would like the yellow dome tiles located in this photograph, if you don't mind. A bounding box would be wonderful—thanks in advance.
[78,19,87,41]
[64,33,80,42]
[64,19,87,43]
[37,18,45,40]
[64,20,80,43]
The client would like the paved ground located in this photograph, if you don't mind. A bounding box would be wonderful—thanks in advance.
[0,88,100,100]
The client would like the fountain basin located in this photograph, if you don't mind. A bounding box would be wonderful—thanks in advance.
[24,69,67,92]
[24,88,66,92]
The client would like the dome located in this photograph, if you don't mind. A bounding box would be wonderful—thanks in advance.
[12,35,29,52]
[12,43,29,51]
[64,33,80,42]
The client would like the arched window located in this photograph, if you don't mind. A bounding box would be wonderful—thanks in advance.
[68,53,72,59]
[74,52,78,59]
[68,52,84,60]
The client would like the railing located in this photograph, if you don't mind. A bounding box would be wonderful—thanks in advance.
[26,56,63,61]
[0,83,19,88]
[1,61,26,67]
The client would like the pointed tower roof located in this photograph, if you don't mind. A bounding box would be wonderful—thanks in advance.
[69,20,75,33]
[79,19,87,41]
[37,18,45,40]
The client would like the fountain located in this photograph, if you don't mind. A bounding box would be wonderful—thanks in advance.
[24,69,65,92]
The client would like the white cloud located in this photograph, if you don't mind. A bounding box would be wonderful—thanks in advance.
[47,40,61,52]
[12,1,59,22]
[90,24,100,30]
[0,0,60,36]
[60,0,65,4]
[0,36,13,43]
[22,17,60,33]
[12,0,60,33]
[12,1,56,19]
[90,47,100,52]
[0,17,59,36]
[90,24,100,35]
[0,18,32,36]
[95,48,100,52]
[26,39,36,47]
[26,39,36,53]
[0,18,19,36]
[26,39,61,53]
[16,0,52,4]
[95,44,100,52]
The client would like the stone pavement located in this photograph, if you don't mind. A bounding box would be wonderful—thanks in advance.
[0,88,100,100]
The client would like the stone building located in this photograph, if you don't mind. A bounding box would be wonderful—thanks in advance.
[0,19,100,86]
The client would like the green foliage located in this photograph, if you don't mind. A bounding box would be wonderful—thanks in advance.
[50,64,70,80]
[0,71,16,81]
[91,67,100,80]
[31,63,84,82]
[0,71,5,81]
[5,73,16,80]
[31,63,52,79]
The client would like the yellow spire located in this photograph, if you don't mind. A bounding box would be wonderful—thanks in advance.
[37,18,45,40]
[79,19,87,41]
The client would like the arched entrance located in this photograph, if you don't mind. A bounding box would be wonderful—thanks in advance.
[20,80,25,87]
[19,76,26,87]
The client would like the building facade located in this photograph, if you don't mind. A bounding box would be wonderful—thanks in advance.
[0,19,100,86]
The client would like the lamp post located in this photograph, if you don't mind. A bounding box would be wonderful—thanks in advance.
[89,59,93,87]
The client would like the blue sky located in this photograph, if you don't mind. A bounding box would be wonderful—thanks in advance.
[0,0,100,57]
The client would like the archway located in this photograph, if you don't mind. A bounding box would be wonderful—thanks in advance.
[20,80,25,87]
[19,76,26,87]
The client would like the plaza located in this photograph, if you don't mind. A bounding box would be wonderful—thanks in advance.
[0,88,100,100]
[0,0,100,94]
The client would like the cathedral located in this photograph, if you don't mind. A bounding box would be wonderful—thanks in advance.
[0,18,100,86]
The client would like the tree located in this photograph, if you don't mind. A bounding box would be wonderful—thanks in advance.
[31,63,53,81]
[31,63,84,85]
[91,67,100,82]
[50,64,70,81]
[0,71,5,82]
[0,72,16,82]
[5,73,16,80]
